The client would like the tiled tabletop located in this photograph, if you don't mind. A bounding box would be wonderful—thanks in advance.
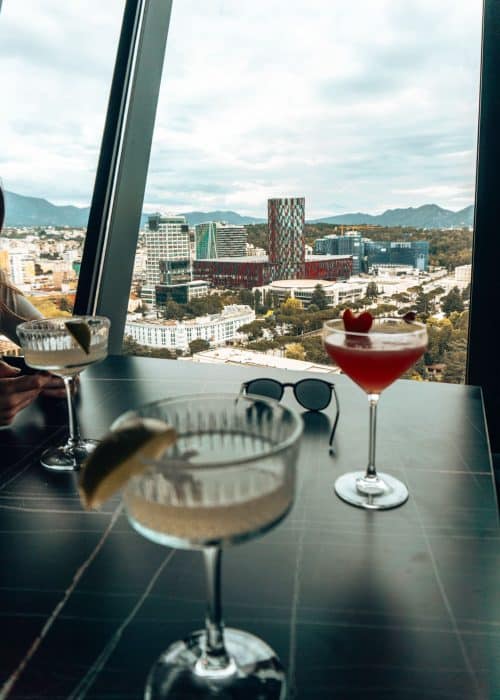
[0,356,498,699]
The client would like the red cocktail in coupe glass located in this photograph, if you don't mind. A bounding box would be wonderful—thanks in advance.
[323,316,428,510]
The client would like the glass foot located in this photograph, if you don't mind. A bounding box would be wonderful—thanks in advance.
[334,470,409,510]
[40,439,99,471]
[145,628,286,699]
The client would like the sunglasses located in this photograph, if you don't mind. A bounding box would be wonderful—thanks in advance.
[240,377,340,447]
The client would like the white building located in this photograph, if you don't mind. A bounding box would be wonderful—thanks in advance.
[454,264,472,288]
[263,279,365,307]
[9,253,35,287]
[124,304,255,352]
[145,213,190,286]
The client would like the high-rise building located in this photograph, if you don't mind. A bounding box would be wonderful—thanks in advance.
[145,213,190,286]
[268,197,305,279]
[313,231,364,274]
[195,222,247,259]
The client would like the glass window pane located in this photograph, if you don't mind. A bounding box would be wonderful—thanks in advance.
[0,1,123,353]
[123,1,480,385]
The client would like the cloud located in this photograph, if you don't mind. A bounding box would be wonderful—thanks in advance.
[0,0,482,217]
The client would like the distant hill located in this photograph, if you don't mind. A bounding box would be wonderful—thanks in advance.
[3,190,473,229]
[312,204,474,229]
[3,191,266,228]
[4,191,90,227]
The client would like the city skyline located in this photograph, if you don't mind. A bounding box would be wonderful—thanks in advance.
[0,0,482,218]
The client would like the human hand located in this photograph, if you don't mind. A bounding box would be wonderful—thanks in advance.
[40,374,80,400]
[0,360,51,425]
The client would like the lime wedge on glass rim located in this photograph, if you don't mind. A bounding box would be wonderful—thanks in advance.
[65,320,92,354]
[78,418,177,510]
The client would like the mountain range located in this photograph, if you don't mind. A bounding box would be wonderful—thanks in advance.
[3,190,473,229]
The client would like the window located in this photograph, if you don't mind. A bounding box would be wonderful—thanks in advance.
[113,1,480,387]
[0,1,123,354]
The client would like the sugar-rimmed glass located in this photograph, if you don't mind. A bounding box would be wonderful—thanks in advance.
[323,317,427,510]
[115,393,303,700]
[17,316,110,471]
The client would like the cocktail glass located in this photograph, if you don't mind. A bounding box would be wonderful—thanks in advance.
[115,393,303,699]
[323,317,427,510]
[17,316,110,471]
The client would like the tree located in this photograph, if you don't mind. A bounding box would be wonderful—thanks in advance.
[284,343,306,361]
[59,296,73,313]
[164,300,184,320]
[442,335,467,383]
[253,289,262,309]
[309,284,328,310]
[188,338,210,355]
[415,290,434,317]
[280,297,303,314]
[366,281,379,299]
[441,286,464,315]
[238,320,264,340]
[238,289,254,307]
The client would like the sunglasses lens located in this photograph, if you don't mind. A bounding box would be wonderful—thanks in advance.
[246,379,283,401]
[295,380,331,411]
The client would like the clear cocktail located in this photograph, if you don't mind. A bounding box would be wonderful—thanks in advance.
[116,393,303,699]
[17,316,110,471]
[323,316,427,510]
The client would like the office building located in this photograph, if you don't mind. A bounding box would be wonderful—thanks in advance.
[193,255,352,289]
[268,197,305,279]
[155,279,209,309]
[145,213,190,286]
[313,231,364,274]
[265,279,365,307]
[195,222,247,259]
[365,240,429,271]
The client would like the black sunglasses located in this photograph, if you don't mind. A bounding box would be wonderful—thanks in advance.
[240,377,340,447]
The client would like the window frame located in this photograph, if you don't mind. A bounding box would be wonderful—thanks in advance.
[74,0,173,354]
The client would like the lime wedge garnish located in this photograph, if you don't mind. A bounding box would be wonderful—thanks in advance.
[78,417,177,510]
[65,320,92,354]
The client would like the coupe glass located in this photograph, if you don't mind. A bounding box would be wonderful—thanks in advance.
[115,393,303,699]
[17,316,110,471]
[323,317,427,510]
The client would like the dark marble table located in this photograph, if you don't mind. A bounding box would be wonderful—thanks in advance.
[0,355,498,700]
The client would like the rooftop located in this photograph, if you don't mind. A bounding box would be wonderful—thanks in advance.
[182,346,340,374]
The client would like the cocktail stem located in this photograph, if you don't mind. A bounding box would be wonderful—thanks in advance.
[198,546,234,675]
[63,376,81,446]
[366,393,380,479]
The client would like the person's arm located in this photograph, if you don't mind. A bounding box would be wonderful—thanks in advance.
[0,288,69,399]
[0,287,42,344]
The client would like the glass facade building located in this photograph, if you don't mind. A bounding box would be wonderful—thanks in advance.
[313,232,364,274]
[365,240,429,271]
[195,222,247,259]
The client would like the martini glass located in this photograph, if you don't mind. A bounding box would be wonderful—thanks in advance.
[17,316,110,471]
[115,393,303,699]
[323,317,427,510]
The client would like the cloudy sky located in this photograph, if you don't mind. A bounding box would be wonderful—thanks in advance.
[0,0,482,219]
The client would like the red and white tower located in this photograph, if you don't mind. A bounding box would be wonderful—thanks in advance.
[268,197,305,280]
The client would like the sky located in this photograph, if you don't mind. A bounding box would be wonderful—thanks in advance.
[0,0,482,219]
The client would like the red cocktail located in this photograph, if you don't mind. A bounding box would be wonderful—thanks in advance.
[323,316,427,510]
